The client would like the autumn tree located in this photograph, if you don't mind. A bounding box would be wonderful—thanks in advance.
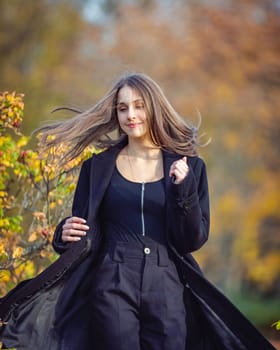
[1,0,279,305]
[100,0,280,297]
[0,92,93,295]
[0,0,85,132]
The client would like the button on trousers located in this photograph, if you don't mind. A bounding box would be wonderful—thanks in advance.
[90,241,186,350]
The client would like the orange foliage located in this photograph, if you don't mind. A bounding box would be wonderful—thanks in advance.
[0,0,279,297]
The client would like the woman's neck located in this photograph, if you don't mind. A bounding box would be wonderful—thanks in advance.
[126,137,161,159]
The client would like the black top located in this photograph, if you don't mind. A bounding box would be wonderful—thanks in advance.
[100,166,167,246]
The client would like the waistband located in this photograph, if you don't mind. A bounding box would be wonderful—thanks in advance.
[102,241,170,267]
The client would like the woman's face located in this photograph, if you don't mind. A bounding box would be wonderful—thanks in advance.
[117,85,151,142]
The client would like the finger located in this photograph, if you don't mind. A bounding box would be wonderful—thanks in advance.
[172,169,184,184]
[63,228,87,237]
[169,160,180,177]
[62,235,82,242]
[66,216,87,224]
[63,223,89,231]
[172,164,189,183]
[69,237,82,242]
[174,162,188,174]
[169,167,182,179]
[62,229,87,243]
[178,158,188,167]
[175,157,187,168]
[173,168,185,179]
[169,158,188,177]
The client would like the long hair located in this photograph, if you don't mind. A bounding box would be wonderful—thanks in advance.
[36,73,201,162]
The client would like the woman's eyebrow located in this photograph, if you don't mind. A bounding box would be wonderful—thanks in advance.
[117,98,144,105]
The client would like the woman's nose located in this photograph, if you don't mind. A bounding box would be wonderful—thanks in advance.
[127,106,136,120]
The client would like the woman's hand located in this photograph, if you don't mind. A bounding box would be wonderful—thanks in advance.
[169,156,189,184]
[62,216,89,243]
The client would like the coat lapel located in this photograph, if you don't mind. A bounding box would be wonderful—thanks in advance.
[162,150,181,236]
[162,149,181,192]
[87,138,128,223]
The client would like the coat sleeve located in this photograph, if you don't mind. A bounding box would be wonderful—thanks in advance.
[52,157,92,254]
[167,157,210,255]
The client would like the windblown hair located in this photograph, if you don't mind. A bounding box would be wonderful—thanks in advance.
[36,73,202,162]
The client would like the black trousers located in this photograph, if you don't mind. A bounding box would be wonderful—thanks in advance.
[90,241,186,350]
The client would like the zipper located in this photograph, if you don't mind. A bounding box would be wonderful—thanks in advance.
[141,182,145,236]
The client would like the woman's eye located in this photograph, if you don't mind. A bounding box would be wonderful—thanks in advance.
[136,104,144,109]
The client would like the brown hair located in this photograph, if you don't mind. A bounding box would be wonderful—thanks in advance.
[36,73,201,162]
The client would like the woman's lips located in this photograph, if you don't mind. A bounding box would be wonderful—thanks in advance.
[127,123,142,128]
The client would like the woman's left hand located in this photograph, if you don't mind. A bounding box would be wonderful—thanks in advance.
[169,156,189,184]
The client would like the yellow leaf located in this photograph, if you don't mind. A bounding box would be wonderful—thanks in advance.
[50,202,56,209]
[0,270,10,282]
[68,183,76,192]
[12,246,23,259]
[28,232,38,242]
[16,136,29,147]
[40,250,48,258]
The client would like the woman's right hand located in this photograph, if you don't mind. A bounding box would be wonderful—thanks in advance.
[61,216,90,243]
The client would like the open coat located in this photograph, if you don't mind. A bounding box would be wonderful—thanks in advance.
[0,138,276,349]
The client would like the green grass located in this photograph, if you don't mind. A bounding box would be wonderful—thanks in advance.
[229,292,280,327]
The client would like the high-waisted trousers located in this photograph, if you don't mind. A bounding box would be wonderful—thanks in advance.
[89,241,186,350]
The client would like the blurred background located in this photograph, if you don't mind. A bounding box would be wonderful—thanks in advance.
[0,0,279,341]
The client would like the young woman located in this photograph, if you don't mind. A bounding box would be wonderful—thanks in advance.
[0,73,275,349]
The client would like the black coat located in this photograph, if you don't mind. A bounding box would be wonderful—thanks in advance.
[0,138,275,349]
